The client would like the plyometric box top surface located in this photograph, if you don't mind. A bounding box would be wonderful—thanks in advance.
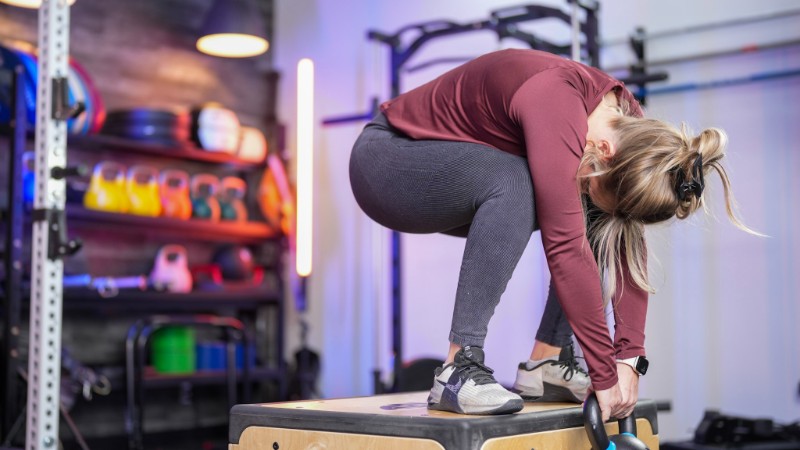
[230,391,659,447]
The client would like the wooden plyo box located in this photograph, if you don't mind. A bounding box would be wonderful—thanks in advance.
[229,392,659,450]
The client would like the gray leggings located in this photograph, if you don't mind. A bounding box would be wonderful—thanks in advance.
[349,113,573,348]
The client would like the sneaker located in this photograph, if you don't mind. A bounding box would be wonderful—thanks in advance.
[511,344,590,403]
[427,346,523,415]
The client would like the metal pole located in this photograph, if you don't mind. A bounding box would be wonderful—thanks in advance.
[570,1,580,61]
[603,8,800,46]
[27,0,71,449]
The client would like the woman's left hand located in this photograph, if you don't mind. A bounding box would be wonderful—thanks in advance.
[615,362,640,418]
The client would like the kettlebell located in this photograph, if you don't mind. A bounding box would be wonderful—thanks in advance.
[190,173,220,221]
[150,245,192,293]
[159,169,192,220]
[584,393,649,450]
[84,161,129,213]
[218,176,247,222]
[126,165,161,217]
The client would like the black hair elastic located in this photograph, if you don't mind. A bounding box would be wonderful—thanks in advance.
[674,154,705,201]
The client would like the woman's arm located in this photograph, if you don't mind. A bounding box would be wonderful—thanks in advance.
[509,68,619,391]
[612,247,648,360]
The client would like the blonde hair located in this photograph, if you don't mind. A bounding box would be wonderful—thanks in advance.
[578,115,759,302]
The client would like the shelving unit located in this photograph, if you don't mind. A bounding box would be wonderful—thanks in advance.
[1,85,288,450]
[141,366,283,388]
[61,288,281,311]
[67,205,279,244]
[67,134,265,169]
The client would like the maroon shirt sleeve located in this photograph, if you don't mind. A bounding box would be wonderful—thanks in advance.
[509,67,619,390]
[612,247,648,359]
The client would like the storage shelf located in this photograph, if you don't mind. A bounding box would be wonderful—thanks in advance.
[67,205,280,243]
[67,134,265,168]
[142,366,284,388]
[62,288,281,311]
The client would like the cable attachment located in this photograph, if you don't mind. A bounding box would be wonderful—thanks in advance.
[31,208,82,260]
[51,77,85,121]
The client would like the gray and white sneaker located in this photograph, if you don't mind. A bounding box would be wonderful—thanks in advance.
[427,346,523,415]
[511,344,590,403]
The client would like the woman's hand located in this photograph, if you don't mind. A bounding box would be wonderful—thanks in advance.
[591,364,641,421]
[593,384,622,422]
[616,362,640,418]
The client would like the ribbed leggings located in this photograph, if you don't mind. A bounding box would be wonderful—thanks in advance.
[349,113,573,348]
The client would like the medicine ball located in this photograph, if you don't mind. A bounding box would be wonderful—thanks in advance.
[213,245,254,281]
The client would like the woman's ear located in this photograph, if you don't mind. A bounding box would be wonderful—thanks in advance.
[597,139,617,162]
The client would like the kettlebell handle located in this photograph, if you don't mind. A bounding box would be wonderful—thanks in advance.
[584,393,611,450]
[584,393,639,450]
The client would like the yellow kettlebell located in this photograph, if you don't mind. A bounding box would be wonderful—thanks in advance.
[84,161,129,213]
[126,165,162,217]
[159,169,192,220]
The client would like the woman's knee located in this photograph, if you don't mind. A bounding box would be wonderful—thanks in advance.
[491,160,536,227]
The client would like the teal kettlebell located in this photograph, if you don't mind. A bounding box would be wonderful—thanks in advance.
[190,174,220,221]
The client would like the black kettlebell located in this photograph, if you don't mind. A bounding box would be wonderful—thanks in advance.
[584,393,649,450]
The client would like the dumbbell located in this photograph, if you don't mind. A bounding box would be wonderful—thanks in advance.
[584,393,648,450]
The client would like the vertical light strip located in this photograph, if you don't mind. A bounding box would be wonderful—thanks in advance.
[296,58,314,277]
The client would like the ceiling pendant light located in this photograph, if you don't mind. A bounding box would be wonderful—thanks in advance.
[0,0,75,8]
[197,0,269,58]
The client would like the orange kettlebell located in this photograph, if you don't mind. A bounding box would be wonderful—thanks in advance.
[159,169,192,220]
[84,161,129,213]
[126,165,161,217]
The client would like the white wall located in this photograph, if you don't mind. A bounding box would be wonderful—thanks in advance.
[273,0,800,441]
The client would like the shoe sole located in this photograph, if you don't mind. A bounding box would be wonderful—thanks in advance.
[529,382,583,403]
[427,398,524,415]
[509,387,541,401]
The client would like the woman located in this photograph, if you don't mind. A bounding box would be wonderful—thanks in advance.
[349,48,752,420]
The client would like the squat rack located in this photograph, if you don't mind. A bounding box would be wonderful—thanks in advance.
[19,1,82,449]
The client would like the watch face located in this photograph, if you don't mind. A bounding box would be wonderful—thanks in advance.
[636,357,649,375]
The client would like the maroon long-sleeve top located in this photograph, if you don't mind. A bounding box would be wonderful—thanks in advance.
[381,48,647,390]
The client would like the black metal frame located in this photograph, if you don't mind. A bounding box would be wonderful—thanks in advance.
[124,314,251,450]
[1,66,26,445]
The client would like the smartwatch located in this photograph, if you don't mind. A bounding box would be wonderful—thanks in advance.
[617,356,649,376]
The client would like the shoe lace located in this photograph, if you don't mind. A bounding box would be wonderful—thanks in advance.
[556,355,588,382]
[455,354,496,386]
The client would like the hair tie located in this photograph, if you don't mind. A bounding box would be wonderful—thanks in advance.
[673,154,704,201]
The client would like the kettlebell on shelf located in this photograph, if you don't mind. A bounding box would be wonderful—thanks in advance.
[584,393,649,450]
[150,245,192,293]
[126,165,161,217]
[190,173,220,222]
[159,169,192,220]
[84,161,129,213]
[218,176,247,222]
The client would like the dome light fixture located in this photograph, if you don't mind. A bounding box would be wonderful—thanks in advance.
[0,0,75,8]
[196,0,269,58]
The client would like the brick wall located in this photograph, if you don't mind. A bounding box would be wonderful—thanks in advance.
[0,0,277,129]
